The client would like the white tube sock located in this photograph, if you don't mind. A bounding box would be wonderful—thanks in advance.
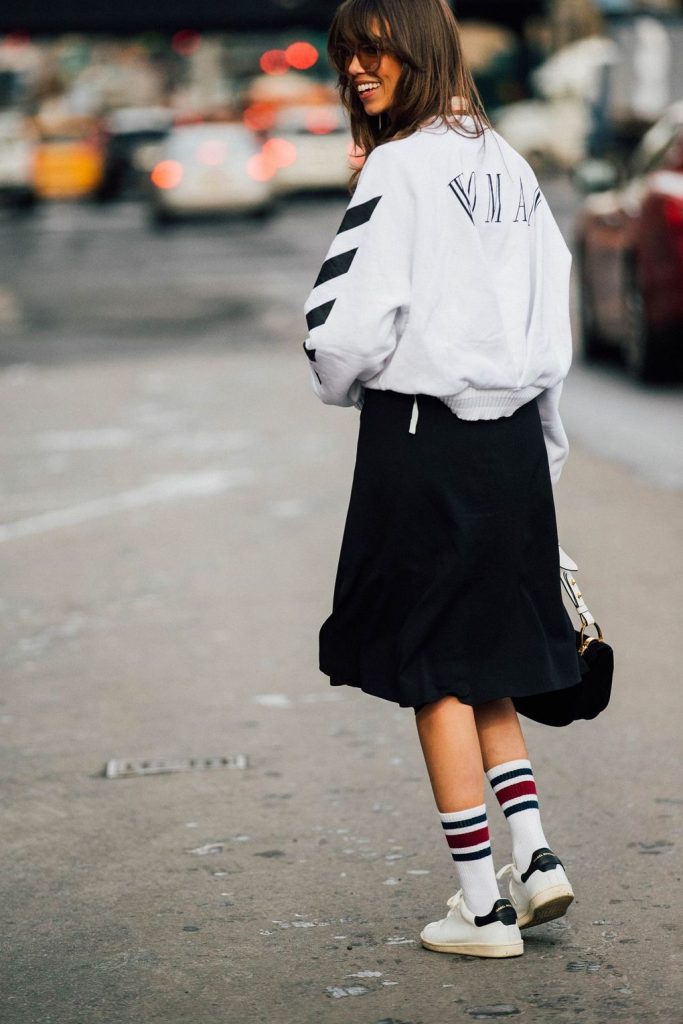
[486,758,549,873]
[439,803,501,915]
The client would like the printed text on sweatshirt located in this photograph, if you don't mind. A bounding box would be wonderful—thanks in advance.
[302,117,573,483]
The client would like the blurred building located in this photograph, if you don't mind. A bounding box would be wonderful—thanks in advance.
[2,1,546,35]
[550,0,682,44]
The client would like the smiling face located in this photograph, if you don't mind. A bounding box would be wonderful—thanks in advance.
[348,48,403,118]
[343,18,403,120]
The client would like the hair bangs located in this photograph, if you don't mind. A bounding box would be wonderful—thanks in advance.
[328,0,491,193]
[328,0,391,66]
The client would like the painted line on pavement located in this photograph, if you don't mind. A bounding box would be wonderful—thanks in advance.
[0,468,256,543]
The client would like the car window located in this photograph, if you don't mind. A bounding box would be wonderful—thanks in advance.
[284,124,347,136]
[166,128,255,158]
[275,108,346,136]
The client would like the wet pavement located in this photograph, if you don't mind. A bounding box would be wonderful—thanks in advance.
[1,182,682,1023]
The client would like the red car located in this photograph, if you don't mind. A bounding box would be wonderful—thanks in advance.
[575,102,683,381]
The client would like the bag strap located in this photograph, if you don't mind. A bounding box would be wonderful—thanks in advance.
[558,547,604,652]
[558,545,577,572]
[560,568,595,628]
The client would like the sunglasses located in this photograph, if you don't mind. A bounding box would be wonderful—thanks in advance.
[333,43,385,75]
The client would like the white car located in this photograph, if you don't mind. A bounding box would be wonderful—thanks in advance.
[0,110,36,208]
[149,122,272,222]
[267,104,357,195]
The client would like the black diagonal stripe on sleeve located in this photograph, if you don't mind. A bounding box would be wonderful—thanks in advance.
[313,247,358,288]
[303,342,316,362]
[306,299,336,331]
[337,195,381,234]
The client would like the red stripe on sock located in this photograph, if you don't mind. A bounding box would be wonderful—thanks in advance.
[446,826,490,849]
[494,780,537,804]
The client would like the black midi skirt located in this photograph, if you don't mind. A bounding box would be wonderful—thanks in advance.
[319,389,583,711]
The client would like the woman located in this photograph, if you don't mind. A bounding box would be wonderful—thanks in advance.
[302,0,581,959]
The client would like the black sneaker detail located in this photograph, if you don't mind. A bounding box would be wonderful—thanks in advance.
[474,899,517,928]
[520,847,564,884]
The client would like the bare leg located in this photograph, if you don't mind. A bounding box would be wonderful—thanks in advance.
[415,695,506,916]
[416,694,568,930]
[414,696,484,812]
[415,696,528,807]
[475,697,553,873]
[472,697,528,772]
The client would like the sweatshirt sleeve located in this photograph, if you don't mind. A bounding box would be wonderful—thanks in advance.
[537,381,569,485]
[533,184,573,485]
[302,145,413,406]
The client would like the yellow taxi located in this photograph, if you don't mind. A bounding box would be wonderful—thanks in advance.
[32,116,104,199]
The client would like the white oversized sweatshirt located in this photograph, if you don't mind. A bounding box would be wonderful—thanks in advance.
[302,115,573,483]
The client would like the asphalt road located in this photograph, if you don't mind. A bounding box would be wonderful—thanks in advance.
[1,183,682,1023]
[1,179,681,490]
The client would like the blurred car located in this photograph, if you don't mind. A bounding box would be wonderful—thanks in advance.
[149,122,272,222]
[266,104,356,195]
[575,101,683,381]
[97,106,173,201]
[32,116,104,200]
[0,110,36,208]
[493,37,619,171]
[493,98,589,171]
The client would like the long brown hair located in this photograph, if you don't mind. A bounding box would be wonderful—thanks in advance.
[328,0,491,190]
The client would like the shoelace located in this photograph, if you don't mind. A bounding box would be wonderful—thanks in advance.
[445,889,464,917]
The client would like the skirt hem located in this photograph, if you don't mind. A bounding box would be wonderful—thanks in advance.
[323,661,584,711]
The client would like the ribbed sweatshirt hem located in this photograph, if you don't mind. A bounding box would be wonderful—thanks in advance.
[439,386,544,421]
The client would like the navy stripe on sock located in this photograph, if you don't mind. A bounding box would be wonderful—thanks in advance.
[306,299,335,331]
[337,195,381,234]
[440,812,487,830]
[451,846,492,862]
[313,248,358,288]
[503,800,539,818]
[489,766,534,787]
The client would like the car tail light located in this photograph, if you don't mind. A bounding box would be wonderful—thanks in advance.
[243,103,276,133]
[151,159,183,189]
[662,196,683,231]
[260,49,289,76]
[172,29,202,56]
[659,195,683,263]
[285,42,318,71]
[262,137,297,169]
[246,152,276,182]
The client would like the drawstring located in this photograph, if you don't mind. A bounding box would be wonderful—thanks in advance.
[409,395,419,434]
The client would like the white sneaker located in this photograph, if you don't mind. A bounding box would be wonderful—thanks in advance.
[497,848,574,929]
[420,890,524,958]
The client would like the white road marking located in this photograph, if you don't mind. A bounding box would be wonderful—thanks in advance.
[0,468,256,543]
[252,693,293,708]
[31,428,255,454]
[37,428,134,451]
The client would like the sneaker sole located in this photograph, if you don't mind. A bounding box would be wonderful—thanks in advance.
[517,886,574,929]
[420,938,524,958]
